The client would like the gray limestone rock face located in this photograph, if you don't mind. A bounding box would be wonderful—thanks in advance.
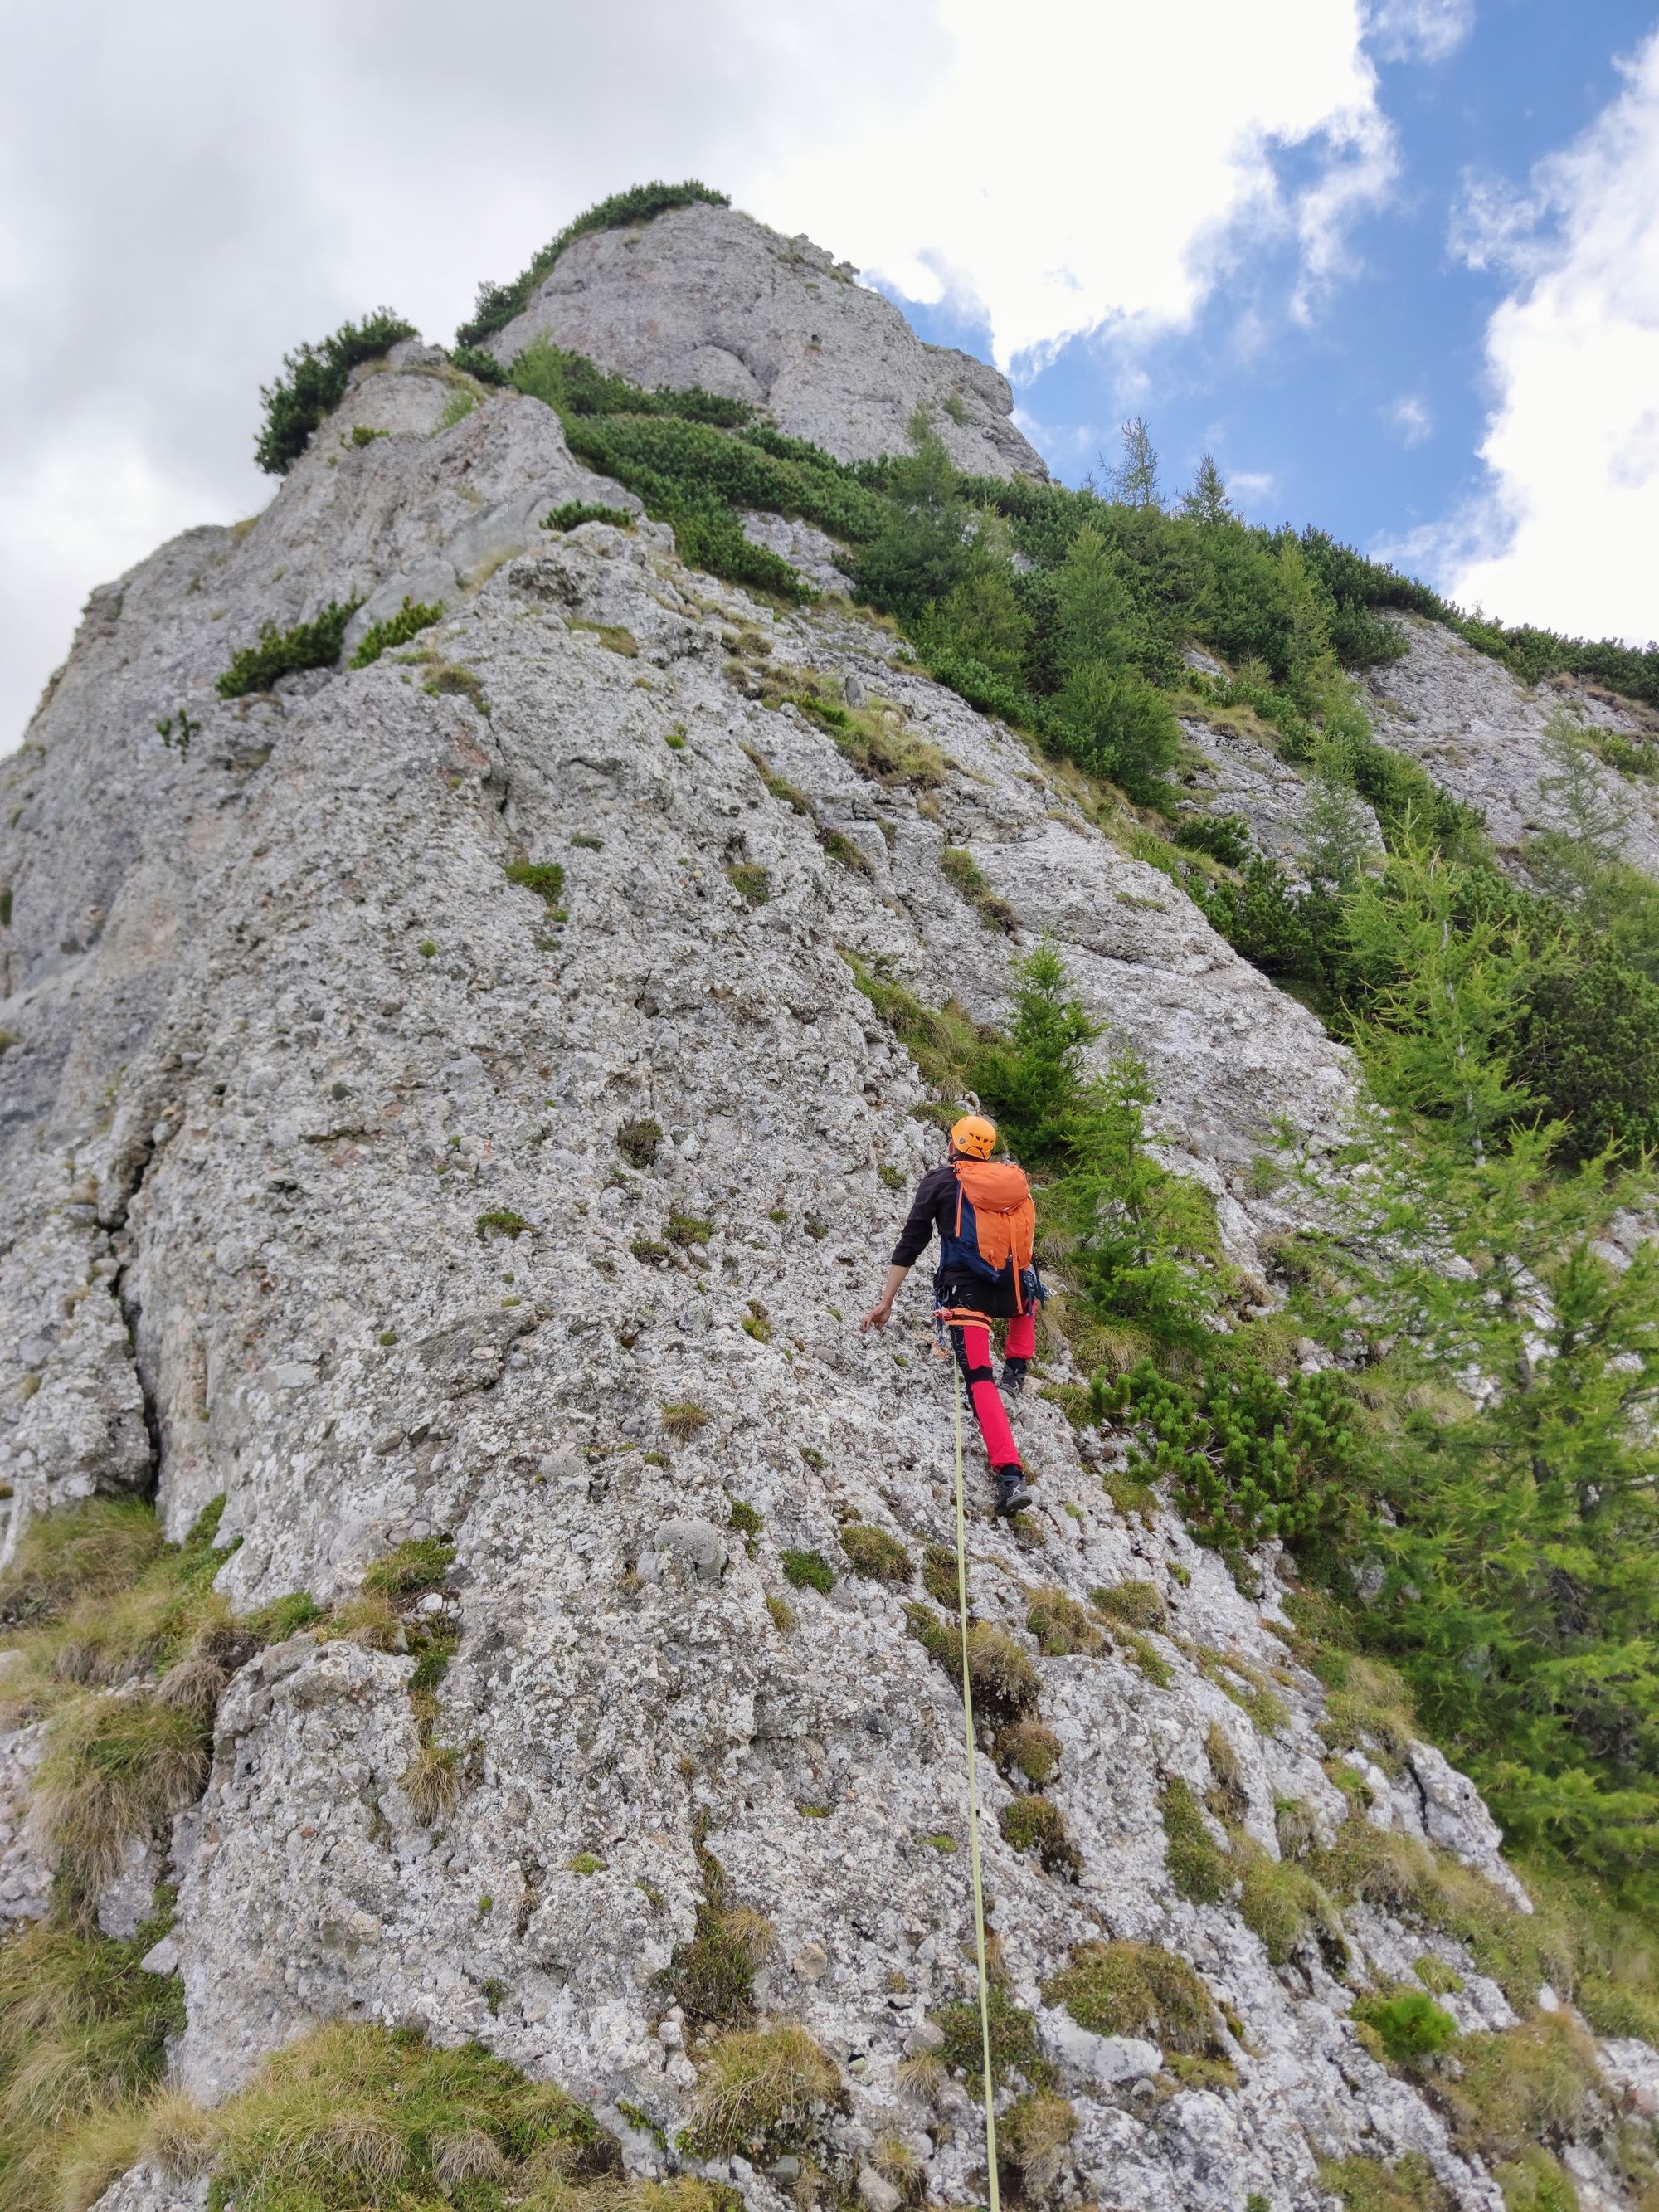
[1367,613,1659,871]
[484,202,1048,480]
[0,268,1647,2212]
[1177,717,1383,880]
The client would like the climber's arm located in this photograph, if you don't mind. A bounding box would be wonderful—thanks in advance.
[860,1163,952,1332]
[859,1262,910,1333]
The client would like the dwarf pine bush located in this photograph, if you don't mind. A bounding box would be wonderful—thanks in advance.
[255,311,416,473]
[217,600,362,698]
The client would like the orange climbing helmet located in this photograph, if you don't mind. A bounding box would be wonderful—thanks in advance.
[950,1114,998,1161]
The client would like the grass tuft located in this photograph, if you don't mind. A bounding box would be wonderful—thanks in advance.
[1025,1586,1103,1657]
[1042,1939,1222,2056]
[839,1525,911,1583]
[997,1794,1079,1876]
[1090,1578,1166,1632]
[400,1742,462,1824]
[361,1539,455,1599]
[683,2024,842,2158]
[781,1548,834,1595]
[0,1911,183,2211]
[137,2020,631,2211]
[994,1719,1062,1787]
[1160,1776,1232,1905]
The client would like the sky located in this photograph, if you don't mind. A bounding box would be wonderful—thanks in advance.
[2,0,1656,751]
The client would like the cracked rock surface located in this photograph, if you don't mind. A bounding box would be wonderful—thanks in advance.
[0,320,1651,2212]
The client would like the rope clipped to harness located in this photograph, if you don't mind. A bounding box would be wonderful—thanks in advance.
[951,1358,1002,2212]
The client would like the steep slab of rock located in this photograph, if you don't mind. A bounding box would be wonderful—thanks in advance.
[0,356,1639,2212]
[485,202,1048,480]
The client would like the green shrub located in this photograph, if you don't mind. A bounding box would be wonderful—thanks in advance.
[458,181,732,348]
[216,598,362,698]
[661,1402,709,1441]
[1042,1938,1221,2054]
[1352,1988,1458,2067]
[1096,1352,1360,1557]
[544,501,635,532]
[616,1118,664,1167]
[350,596,444,668]
[255,310,416,473]
[839,1525,911,1583]
[781,1549,834,1594]
[1172,811,1252,868]
[667,1210,713,1246]
[449,343,508,386]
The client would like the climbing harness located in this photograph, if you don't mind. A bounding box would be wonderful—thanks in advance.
[950,1356,1001,2212]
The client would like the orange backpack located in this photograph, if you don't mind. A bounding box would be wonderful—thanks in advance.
[951,1160,1037,1309]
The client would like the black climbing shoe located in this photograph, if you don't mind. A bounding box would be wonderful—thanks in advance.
[1000,1357,1029,1396]
[994,1467,1034,1515]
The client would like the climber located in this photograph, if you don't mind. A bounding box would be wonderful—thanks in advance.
[859,1113,1040,1516]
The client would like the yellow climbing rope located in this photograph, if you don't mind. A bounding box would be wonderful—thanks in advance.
[951,1359,1001,2212]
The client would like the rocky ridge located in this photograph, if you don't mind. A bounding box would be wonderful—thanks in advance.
[485,201,1048,480]
[0,216,1656,2212]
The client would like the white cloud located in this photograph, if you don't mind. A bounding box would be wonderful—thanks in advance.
[1363,0,1474,64]
[0,0,1426,749]
[772,0,1402,368]
[1384,394,1433,446]
[1228,469,1282,510]
[1447,169,1545,275]
[1434,27,1659,641]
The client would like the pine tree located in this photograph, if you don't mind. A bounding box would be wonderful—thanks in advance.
[1315,833,1659,1884]
[1106,417,1161,509]
[1051,525,1134,675]
[1301,745,1377,897]
[1180,454,1233,526]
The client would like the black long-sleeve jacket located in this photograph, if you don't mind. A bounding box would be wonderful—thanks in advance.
[890,1162,962,1269]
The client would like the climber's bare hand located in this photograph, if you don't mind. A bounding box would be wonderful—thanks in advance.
[859,1302,893,1334]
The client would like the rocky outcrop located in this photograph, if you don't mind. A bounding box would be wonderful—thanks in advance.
[0,267,1653,2212]
[485,201,1048,480]
[1368,613,1659,870]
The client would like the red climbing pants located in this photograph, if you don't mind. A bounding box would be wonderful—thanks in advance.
[947,1311,1035,1474]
